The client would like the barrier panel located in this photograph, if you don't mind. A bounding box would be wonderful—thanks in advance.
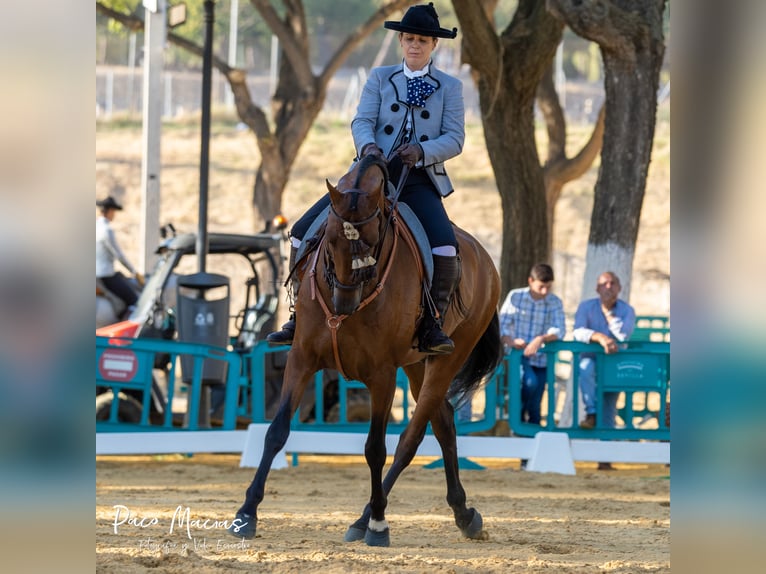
[632,315,670,342]
[96,336,245,432]
[97,337,499,437]
[507,341,670,441]
[97,337,669,468]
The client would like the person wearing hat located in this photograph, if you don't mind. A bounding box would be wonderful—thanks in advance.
[96,196,143,312]
[268,3,464,355]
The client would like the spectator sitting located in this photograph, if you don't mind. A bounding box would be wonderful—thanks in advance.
[96,195,143,314]
[573,271,636,431]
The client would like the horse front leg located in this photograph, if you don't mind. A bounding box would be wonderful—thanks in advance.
[228,361,315,540]
[343,371,396,547]
[345,392,433,545]
[429,398,488,540]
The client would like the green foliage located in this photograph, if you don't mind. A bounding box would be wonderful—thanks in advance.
[99,0,142,36]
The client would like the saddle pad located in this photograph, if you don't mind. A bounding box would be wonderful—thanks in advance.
[296,205,330,263]
[295,202,434,286]
[394,202,434,286]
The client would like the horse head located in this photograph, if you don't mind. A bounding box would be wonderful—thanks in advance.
[324,155,388,315]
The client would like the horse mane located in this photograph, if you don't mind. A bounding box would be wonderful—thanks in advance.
[352,154,389,191]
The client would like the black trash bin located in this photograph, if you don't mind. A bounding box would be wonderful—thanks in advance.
[176,272,230,427]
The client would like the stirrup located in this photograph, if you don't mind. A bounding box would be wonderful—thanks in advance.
[418,327,454,355]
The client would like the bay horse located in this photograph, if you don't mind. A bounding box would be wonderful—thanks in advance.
[229,154,502,546]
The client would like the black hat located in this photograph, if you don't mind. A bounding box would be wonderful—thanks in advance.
[384,3,457,39]
[96,196,123,210]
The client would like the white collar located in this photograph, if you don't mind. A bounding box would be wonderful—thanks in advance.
[402,60,430,79]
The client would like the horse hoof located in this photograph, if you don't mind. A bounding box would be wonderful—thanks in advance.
[364,527,390,547]
[229,512,256,539]
[343,524,366,542]
[461,508,488,540]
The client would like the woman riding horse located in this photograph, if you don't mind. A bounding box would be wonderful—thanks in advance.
[229,148,502,546]
[268,3,464,356]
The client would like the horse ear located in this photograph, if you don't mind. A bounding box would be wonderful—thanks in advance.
[327,179,341,203]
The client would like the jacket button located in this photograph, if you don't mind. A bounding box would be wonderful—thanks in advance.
[421,110,430,119]
[391,103,400,112]
[384,125,394,135]
[419,135,429,142]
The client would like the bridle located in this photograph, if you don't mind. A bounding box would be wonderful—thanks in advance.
[308,156,405,378]
[325,199,383,295]
[321,155,391,309]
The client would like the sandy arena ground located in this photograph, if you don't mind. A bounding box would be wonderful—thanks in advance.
[96,454,670,573]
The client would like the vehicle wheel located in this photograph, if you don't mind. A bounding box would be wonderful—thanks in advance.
[96,391,144,423]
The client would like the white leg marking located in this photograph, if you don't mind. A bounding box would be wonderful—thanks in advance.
[368,518,389,532]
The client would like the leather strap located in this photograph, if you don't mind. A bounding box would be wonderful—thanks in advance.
[309,215,422,379]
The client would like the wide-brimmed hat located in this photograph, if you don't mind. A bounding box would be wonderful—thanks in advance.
[384,3,457,39]
[96,196,123,210]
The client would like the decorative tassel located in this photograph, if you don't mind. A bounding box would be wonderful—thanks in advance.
[348,239,370,256]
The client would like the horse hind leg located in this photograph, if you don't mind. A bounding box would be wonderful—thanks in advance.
[429,399,488,540]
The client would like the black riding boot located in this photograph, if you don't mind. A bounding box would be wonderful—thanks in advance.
[418,254,461,355]
[267,246,300,345]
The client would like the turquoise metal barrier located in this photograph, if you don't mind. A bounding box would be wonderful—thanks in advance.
[287,366,501,436]
[96,336,245,432]
[97,337,499,436]
[507,341,670,441]
[98,334,669,445]
[632,315,670,342]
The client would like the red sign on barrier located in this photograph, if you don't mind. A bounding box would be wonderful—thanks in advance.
[99,348,139,381]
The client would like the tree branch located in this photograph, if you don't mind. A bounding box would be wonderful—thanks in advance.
[96,2,143,32]
[250,0,315,89]
[320,0,417,86]
[545,103,605,185]
[96,2,272,144]
[546,0,647,63]
[536,63,566,163]
[453,0,502,79]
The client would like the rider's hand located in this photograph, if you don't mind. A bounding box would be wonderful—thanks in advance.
[395,143,423,167]
[361,143,385,159]
[135,272,145,287]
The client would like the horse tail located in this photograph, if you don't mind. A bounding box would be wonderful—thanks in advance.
[447,311,503,408]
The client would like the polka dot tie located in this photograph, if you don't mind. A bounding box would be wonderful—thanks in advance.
[406,77,435,107]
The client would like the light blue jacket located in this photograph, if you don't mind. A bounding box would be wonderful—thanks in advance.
[351,63,465,197]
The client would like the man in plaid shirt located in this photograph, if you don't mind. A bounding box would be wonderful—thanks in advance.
[499,263,566,426]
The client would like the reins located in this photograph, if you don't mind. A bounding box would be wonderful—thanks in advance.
[378,164,409,254]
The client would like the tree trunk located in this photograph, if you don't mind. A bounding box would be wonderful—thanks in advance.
[538,64,606,257]
[548,0,667,301]
[454,0,563,295]
[489,88,551,294]
[253,95,322,230]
